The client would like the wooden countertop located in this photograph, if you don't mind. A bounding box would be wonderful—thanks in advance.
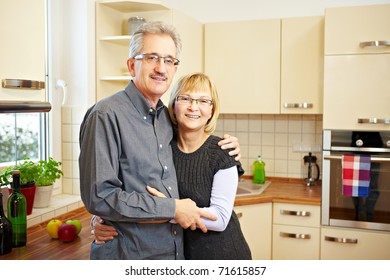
[0,177,321,260]
[234,177,322,206]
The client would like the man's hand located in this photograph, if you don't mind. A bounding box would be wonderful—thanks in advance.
[218,134,241,161]
[92,216,118,244]
[174,198,217,233]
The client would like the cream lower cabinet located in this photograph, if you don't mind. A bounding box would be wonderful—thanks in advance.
[272,203,321,259]
[321,227,390,260]
[234,203,272,260]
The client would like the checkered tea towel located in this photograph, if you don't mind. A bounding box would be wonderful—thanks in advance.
[342,155,371,197]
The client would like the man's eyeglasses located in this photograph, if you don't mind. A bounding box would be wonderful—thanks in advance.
[133,53,180,67]
[176,95,213,107]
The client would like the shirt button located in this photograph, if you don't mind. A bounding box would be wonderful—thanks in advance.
[149,108,153,113]
[143,116,147,120]
[173,230,177,235]
[164,166,168,170]
[159,144,163,148]
[168,186,172,190]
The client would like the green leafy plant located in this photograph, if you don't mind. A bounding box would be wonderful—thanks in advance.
[0,158,40,186]
[35,157,63,186]
[0,157,63,187]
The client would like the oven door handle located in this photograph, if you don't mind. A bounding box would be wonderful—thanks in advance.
[324,155,390,163]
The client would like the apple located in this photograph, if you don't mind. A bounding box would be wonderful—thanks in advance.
[46,219,63,239]
[65,219,82,235]
[58,224,78,242]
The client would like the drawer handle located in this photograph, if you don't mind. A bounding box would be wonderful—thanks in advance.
[357,118,390,125]
[283,103,313,109]
[2,79,45,90]
[236,212,243,219]
[324,236,358,244]
[280,232,311,239]
[359,40,390,48]
[280,210,311,217]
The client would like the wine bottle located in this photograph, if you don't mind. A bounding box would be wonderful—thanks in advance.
[7,170,27,247]
[0,192,12,255]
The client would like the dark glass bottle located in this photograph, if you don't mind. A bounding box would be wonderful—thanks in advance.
[0,192,13,255]
[7,170,27,247]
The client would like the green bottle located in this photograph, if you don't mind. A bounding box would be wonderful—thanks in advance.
[253,155,266,184]
[7,170,27,247]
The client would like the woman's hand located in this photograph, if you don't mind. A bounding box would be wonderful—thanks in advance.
[218,134,241,161]
[91,216,118,244]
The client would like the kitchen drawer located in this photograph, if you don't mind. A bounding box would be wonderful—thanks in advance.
[272,224,320,260]
[273,203,320,228]
[321,227,390,260]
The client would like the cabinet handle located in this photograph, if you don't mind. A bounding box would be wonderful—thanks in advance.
[324,236,358,244]
[2,79,45,90]
[236,212,243,219]
[357,118,390,125]
[359,40,390,48]
[280,232,311,239]
[280,210,311,217]
[283,103,313,109]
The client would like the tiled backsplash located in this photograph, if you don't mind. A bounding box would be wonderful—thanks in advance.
[61,106,88,195]
[61,109,324,192]
[215,114,323,179]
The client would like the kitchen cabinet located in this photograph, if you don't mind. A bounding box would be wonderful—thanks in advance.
[205,20,281,114]
[272,202,321,259]
[234,203,272,260]
[323,4,390,130]
[280,16,324,114]
[95,0,203,103]
[321,226,390,260]
[0,0,46,102]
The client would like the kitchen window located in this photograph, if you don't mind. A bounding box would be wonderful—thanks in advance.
[0,113,47,168]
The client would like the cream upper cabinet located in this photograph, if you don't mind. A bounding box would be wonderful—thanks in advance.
[323,4,390,130]
[205,20,281,114]
[325,4,390,55]
[234,203,272,260]
[95,1,203,102]
[280,16,324,114]
[321,227,390,260]
[272,203,321,260]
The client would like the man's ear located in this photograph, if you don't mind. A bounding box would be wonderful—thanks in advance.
[127,58,135,77]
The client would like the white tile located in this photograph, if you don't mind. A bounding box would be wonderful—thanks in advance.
[236,132,249,145]
[62,142,72,160]
[275,133,288,146]
[262,133,275,146]
[249,119,261,132]
[223,119,236,131]
[62,124,72,142]
[302,120,316,133]
[71,124,80,143]
[72,179,80,195]
[262,119,275,133]
[275,146,288,160]
[248,132,261,145]
[275,119,288,133]
[62,178,73,194]
[72,107,88,125]
[62,160,73,178]
[236,119,249,132]
[61,107,72,124]
[72,161,80,179]
[54,206,68,216]
[72,143,80,160]
[288,119,302,133]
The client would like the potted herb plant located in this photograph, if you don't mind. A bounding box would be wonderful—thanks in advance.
[0,158,41,215]
[33,157,64,208]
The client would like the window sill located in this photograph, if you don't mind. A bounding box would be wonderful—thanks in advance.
[27,194,84,228]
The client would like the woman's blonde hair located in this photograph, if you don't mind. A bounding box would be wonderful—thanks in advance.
[168,73,220,134]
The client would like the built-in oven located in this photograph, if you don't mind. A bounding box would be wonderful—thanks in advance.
[322,130,390,231]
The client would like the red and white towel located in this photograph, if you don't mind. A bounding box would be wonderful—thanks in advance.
[342,155,371,197]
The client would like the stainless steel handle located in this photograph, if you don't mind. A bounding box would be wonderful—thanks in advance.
[324,236,358,244]
[0,101,51,113]
[359,40,390,48]
[283,103,313,109]
[324,155,390,162]
[280,232,311,239]
[358,118,390,125]
[280,209,311,217]
[2,79,45,90]
[236,212,243,219]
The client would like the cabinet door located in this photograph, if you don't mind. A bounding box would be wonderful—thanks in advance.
[272,224,320,259]
[234,203,272,260]
[280,16,324,114]
[205,20,280,114]
[323,54,390,130]
[325,4,390,55]
[321,227,390,260]
[0,0,46,101]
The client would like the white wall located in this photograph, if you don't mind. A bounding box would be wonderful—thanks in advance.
[161,0,390,23]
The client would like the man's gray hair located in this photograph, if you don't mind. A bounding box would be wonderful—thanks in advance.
[129,21,182,59]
